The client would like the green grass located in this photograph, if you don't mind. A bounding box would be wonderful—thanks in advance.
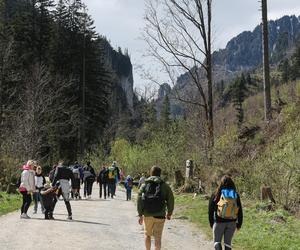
[0,192,22,216]
[175,194,300,250]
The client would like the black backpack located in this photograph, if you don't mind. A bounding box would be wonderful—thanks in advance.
[143,182,164,213]
[16,176,21,188]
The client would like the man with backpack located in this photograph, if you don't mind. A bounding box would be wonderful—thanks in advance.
[71,161,83,199]
[137,166,174,250]
[107,161,120,198]
[83,161,96,199]
[52,160,75,220]
[97,166,108,199]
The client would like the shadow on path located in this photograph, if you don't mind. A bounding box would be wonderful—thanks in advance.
[30,217,110,226]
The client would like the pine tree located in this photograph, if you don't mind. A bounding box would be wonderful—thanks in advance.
[231,74,249,128]
[279,59,290,84]
[161,95,171,129]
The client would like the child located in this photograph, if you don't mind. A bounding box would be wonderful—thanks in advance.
[208,175,243,250]
[124,175,133,201]
[33,166,46,214]
[41,183,58,220]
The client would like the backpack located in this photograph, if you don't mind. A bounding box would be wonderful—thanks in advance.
[127,178,133,188]
[217,189,239,219]
[143,182,164,213]
[108,167,116,179]
[72,167,80,179]
[16,176,21,188]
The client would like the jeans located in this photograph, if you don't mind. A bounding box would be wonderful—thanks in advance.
[99,182,107,198]
[126,189,132,200]
[108,179,116,198]
[21,192,32,214]
[33,191,45,212]
[213,222,236,250]
[86,178,94,196]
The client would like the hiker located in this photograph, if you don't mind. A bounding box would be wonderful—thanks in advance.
[52,160,75,220]
[19,160,36,219]
[71,161,83,199]
[107,162,119,198]
[124,175,133,201]
[137,166,174,250]
[83,161,96,199]
[209,175,243,250]
[33,166,46,214]
[138,173,146,189]
[41,183,58,220]
[97,166,108,199]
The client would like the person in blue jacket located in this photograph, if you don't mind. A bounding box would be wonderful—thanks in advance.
[124,175,133,201]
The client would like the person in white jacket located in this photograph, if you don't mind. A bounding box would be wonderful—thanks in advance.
[19,160,36,219]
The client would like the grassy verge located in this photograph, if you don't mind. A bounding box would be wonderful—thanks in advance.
[0,192,22,216]
[175,194,300,250]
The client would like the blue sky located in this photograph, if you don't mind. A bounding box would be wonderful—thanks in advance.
[84,0,300,88]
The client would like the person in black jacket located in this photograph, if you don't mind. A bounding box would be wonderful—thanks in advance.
[83,161,96,199]
[97,166,108,199]
[52,161,75,220]
[208,175,243,250]
[41,183,58,220]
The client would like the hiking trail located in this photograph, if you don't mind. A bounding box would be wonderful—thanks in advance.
[0,187,212,250]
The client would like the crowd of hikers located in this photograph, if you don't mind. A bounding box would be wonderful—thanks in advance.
[18,159,127,220]
[17,159,243,250]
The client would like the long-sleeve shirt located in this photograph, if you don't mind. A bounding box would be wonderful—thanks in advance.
[137,176,174,217]
[208,193,243,228]
[52,165,75,188]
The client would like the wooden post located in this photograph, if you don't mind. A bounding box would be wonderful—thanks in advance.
[185,160,194,180]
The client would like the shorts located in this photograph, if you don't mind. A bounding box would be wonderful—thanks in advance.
[144,216,165,239]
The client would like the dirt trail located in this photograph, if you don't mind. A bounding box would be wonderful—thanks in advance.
[0,187,212,250]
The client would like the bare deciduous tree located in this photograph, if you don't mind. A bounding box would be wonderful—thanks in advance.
[144,0,214,148]
[9,64,80,161]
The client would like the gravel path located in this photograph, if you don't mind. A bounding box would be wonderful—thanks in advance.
[0,187,212,250]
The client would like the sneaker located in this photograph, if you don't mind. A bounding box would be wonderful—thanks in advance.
[21,213,30,219]
[67,215,72,220]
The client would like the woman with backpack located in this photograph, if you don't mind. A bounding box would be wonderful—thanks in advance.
[209,175,243,250]
[19,160,36,219]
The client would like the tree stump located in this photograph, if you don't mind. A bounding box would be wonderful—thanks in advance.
[6,183,17,194]
[174,170,184,188]
[261,186,276,203]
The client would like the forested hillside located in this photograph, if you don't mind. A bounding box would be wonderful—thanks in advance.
[160,15,300,118]
[0,0,134,188]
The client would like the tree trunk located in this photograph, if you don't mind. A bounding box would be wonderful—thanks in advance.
[261,186,276,203]
[262,0,272,121]
[174,170,184,187]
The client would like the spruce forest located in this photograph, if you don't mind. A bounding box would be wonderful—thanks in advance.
[0,1,299,249]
